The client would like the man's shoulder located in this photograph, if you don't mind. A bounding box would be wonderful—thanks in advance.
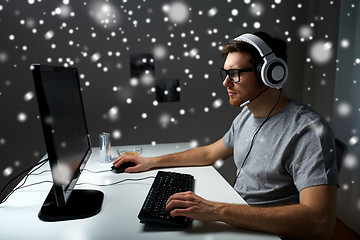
[281,100,334,142]
[285,100,327,124]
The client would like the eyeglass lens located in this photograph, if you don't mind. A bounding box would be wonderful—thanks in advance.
[220,69,239,82]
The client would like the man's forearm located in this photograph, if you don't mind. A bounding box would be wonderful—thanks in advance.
[149,146,215,169]
[166,177,336,239]
[147,139,232,170]
[216,202,335,239]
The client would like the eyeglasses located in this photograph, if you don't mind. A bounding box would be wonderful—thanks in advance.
[219,67,256,83]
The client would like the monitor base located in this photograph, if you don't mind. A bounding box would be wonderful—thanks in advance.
[38,189,104,222]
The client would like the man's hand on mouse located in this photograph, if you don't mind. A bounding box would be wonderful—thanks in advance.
[112,155,152,173]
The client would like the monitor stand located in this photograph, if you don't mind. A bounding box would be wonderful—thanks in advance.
[38,188,104,222]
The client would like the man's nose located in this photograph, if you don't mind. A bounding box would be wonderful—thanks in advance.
[223,75,233,87]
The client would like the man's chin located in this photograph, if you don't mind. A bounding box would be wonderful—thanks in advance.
[229,99,241,107]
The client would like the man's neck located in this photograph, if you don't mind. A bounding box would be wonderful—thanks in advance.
[247,88,290,118]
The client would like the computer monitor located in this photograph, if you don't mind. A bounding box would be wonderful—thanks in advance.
[32,64,103,222]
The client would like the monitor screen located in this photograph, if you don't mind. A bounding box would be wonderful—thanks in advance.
[32,64,103,221]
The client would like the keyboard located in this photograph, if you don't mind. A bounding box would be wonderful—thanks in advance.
[138,171,194,227]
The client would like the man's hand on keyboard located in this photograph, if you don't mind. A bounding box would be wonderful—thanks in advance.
[165,191,222,222]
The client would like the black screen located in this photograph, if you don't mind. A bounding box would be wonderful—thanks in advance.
[33,65,92,206]
[42,70,89,188]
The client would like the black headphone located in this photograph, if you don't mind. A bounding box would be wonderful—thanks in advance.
[234,33,288,89]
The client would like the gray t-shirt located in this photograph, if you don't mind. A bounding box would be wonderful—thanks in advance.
[222,100,339,206]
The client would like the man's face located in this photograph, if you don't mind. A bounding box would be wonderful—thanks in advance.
[222,51,262,107]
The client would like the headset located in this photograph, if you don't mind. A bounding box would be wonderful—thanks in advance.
[234,33,288,89]
[231,34,286,185]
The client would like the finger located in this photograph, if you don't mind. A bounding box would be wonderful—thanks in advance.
[165,192,196,210]
[166,191,194,205]
[166,192,187,206]
[165,199,193,213]
[112,157,122,166]
[124,165,140,173]
[112,157,120,164]
[169,208,192,218]
[114,156,136,167]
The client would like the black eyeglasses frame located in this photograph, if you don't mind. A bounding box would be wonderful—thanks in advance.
[219,67,256,83]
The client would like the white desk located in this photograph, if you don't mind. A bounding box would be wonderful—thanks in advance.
[0,142,278,240]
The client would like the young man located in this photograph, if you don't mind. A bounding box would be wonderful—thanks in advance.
[113,32,338,239]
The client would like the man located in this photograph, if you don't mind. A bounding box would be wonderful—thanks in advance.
[113,32,338,239]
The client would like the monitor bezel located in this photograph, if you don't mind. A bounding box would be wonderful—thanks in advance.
[32,64,92,207]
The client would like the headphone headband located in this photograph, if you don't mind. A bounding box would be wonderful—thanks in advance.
[233,33,288,89]
[234,33,272,57]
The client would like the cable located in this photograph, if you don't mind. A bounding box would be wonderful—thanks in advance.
[0,158,49,204]
[84,169,112,174]
[15,180,53,190]
[1,156,153,203]
[20,168,111,175]
[13,175,155,191]
[1,168,155,203]
[30,169,51,175]
[233,89,282,186]
[76,176,156,187]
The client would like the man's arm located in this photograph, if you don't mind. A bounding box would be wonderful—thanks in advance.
[113,138,233,173]
[166,184,337,240]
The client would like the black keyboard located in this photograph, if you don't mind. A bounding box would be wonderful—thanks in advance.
[138,171,194,227]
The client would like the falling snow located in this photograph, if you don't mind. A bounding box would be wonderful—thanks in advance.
[163,1,190,24]
[0,0,359,221]
[309,40,334,64]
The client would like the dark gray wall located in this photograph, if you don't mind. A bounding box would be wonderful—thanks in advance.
[332,0,360,232]
[0,0,358,232]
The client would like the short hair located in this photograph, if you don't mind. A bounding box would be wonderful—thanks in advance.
[220,31,288,67]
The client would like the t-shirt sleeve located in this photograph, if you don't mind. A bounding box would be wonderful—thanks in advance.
[285,119,339,191]
[222,109,249,150]
[223,114,239,150]
[222,125,234,150]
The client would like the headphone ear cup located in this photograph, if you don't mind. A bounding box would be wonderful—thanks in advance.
[256,62,264,85]
[234,33,288,88]
[263,58,288,88]
[261,54,288,89]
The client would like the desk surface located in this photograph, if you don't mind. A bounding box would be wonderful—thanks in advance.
[0,142,278,240]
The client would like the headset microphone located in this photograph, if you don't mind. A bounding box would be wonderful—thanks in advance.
[239,100,250,108]
[239,87,269,108]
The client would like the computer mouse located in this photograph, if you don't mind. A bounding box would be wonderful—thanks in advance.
[111,162,136,173]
